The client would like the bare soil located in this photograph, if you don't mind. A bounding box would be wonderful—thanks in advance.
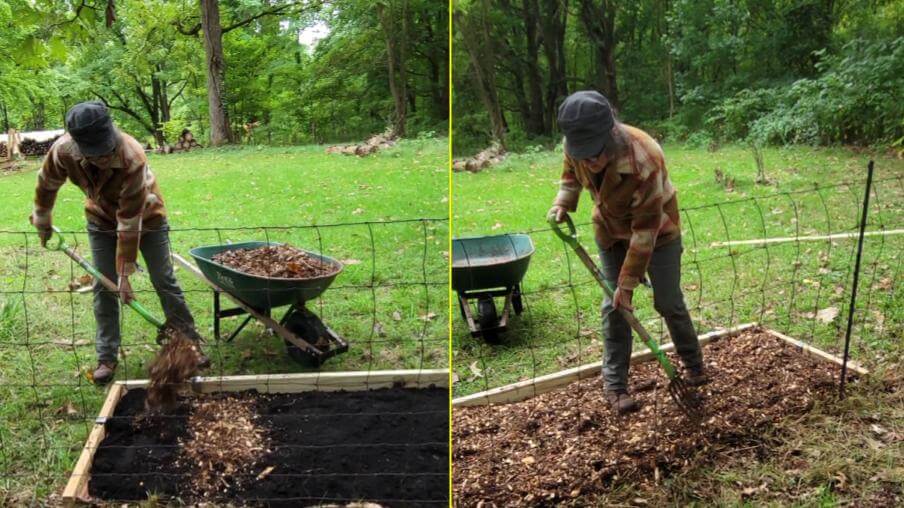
[89,386,448,506]
[213,244,336,279]
[453,329,845,506]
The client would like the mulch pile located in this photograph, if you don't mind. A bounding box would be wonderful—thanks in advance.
[179,396,270,498]
[453,329,843,506]
[213,244,337,279]
[145,333,202,412]
[89,387,449,506]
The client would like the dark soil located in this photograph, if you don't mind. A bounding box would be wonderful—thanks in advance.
[89,386,449,506]
[212,244,337,279]
[453,329,845,506]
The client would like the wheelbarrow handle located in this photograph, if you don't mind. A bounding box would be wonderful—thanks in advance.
[49,226,165,329]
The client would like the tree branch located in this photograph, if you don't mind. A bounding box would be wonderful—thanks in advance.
[92,90,155,135]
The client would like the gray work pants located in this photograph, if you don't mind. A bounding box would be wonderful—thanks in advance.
[598,237,703,392]
[87,221,194,363]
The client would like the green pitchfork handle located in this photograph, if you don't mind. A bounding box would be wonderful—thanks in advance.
[46,226,166,329]
[548,214,679,381]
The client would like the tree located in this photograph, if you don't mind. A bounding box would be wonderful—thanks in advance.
[376,0,409,137]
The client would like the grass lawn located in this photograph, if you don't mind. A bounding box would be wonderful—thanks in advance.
[452,143,903,505]
[0,138,449,503]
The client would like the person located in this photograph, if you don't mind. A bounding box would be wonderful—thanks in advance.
[30,101,209,385]
[548,90,706,415]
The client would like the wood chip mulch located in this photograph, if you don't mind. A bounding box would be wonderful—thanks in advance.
[453,329,843,506]
[177,395,271,498]
[212,244,337,279]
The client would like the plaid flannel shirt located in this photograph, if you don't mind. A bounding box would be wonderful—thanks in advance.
[32,131,166,277]
[554,124,681,291]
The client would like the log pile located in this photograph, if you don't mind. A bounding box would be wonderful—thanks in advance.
[452,142,506,172]
[18,136,60,156]
[326,129,397,156]
[156,129,203,154]
[0,142,6,159]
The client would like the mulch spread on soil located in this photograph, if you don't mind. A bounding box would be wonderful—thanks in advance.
[453,329,842,506]
[89,386,448,506]
[212,244,337,279]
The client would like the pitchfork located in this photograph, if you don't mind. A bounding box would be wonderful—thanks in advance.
[549,214,703,419]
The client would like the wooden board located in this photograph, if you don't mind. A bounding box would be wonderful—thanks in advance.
[62,369,448,506]
[453,323,757,407]
[119,368,450,394]
[61,383,125,507]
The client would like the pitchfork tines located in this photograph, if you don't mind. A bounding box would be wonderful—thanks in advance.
[668,376,703,420]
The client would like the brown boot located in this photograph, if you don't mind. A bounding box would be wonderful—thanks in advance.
[605,389,640,415]
[93,361,117,386]
[685,366,709,387]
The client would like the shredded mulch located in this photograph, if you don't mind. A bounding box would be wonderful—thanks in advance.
[145,333,202,412]
[453,329,843,506]
[178,396,270,498]
[212,244,336,279]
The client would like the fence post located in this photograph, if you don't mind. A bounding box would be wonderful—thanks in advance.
[840,160,873,399]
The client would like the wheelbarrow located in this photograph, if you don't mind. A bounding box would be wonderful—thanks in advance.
[452,233,534,343]
[174,241,349,366]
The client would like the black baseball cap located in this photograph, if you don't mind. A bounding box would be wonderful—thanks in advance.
[557,90,615,159]
[65,101,120,157]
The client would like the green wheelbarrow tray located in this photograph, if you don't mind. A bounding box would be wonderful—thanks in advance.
[452,233,534,292]
[452,233,534,343]
[189,241,344,311]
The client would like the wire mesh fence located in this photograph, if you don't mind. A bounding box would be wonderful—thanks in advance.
[452,165,902,399]
[0,217,449,505]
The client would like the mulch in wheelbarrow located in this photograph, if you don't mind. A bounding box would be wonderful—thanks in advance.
[212,244,335,279]
[89,386,449,506]
[453,329,844,506]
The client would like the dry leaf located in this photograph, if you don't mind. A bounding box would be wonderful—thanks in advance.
[491,222,503,230]
[452,372,460,384]
[521,456,535,465]
[340,258,362,266]
[419,312,438,322]
[392,311,402,321]
[56,401,78,416]
[352,207,364,215]
[815,306,839,324]
[52,339,90,348]
[373,322,386,337]
[468,361,483,379]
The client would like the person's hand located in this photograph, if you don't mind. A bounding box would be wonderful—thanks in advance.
[612,286,634,312]
[118,275,135,304]
[28,214,52,247]
[547,205,568,223]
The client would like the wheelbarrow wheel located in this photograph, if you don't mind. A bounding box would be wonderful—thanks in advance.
[512,285,524,315]
[285,340,324,367]
[477,297,501,343]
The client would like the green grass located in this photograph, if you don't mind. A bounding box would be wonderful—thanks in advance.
[0,138,449,503]
[452,143,903,397]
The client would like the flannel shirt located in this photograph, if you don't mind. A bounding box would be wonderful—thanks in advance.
[554,124,681,291]
[32,131,166,277]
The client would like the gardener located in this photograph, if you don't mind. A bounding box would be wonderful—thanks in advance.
[548,90,707,415]
[30,101,209,385]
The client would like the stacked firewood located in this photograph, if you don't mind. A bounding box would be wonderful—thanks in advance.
[452,142,506,172]
[156,129,203,154]
[326,129,397,156]
[18,136,60,156]
[0,142,6,159]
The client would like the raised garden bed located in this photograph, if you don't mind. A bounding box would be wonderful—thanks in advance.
[63,370,449,507]
[452,326,867,506]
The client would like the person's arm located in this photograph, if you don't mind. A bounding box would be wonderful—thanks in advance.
[31,147,67,245]
[618,164,665,292]
[115,155,149,280]
[549,155,581,221]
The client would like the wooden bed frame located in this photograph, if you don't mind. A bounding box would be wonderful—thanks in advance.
[61,368,449,506]
[452,324,868,407]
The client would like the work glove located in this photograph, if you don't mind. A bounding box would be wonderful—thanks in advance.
[612,286,634,312]
[547,205,568,224]
[118,275,135,304]
[28,213,52,247]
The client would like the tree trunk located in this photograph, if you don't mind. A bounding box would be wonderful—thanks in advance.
[0,101,8,132]
[521,0,547,135]
[540,0,569,132]
[377,1,408,138]
[579,0,619,110]
[200,0,233,145]
[455,4,507,146]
